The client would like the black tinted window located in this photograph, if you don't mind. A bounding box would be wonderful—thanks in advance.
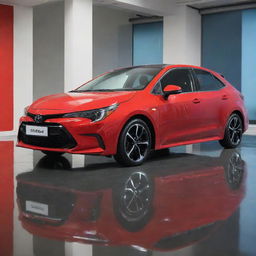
[161,69,193,92]
[152,81,162,94]
[194,69,224,91]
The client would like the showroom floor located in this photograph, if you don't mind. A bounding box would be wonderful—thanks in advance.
[1,134,256,256]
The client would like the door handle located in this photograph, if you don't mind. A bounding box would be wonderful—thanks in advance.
[192,98,200,104]
[222,94,229,100]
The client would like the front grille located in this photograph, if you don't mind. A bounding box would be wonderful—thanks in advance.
[17,183,76,225]
[27,112,64,123]
[18,122,77,149]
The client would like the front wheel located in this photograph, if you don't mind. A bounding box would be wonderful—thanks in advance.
[112,171,154,231]
[114,119,152,166]
[219,113,243,149]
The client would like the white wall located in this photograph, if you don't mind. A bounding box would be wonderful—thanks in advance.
[33,3,133,98]
[14,6,33,133]
[93,6,133,76]
[65,0,93,91]
[33,1,64,100]
[163,5,201,66]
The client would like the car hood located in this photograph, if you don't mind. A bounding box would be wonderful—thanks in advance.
[29,91,136,114]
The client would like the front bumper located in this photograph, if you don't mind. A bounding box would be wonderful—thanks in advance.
[17,115,118,155]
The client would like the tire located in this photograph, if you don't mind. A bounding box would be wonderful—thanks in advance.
[112,171,154,232]
[41,150,64,157]
[36,155,71,170]
[220,149,244,190]
[219,113,243,149]
[114,119,152,166]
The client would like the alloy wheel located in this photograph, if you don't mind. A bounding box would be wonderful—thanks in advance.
[227,152,243,187]
[124,124,150,162]
[121,172,151,221]
[228,116,242,145]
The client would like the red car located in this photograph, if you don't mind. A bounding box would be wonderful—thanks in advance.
[16,150,246,251]
[17,65,249,166]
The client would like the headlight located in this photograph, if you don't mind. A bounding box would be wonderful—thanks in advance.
[63,103,119,122]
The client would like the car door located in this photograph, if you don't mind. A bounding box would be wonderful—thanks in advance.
[192,68,226,139]
[155,68,203,146]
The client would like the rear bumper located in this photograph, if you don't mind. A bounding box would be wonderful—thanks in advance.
[17,115,119,155]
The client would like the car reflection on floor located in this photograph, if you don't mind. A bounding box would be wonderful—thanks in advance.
[16,149,246,252]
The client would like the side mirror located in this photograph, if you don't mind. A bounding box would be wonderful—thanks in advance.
[163,85,182,99]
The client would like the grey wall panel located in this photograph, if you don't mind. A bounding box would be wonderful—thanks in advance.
[202,11,242,90]
[93,6,133,77]
[33,1,64,100]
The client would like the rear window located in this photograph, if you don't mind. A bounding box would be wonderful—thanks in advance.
[194,69,225,91]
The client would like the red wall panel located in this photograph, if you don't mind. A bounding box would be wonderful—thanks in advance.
[0,5,14,131]
[0,141,14,256]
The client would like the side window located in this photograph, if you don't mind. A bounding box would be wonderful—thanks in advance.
[194,69,225,91]
[152,81,162,94]
[160,69,193,93]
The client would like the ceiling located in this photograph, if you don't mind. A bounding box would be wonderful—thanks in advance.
[177,0,256,9]
[0,0,60,6]
[0,0,255,9]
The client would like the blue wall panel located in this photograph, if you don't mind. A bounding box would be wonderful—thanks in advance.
[202,11,242,90]
[133,22,163,65]
[242,9,256,121]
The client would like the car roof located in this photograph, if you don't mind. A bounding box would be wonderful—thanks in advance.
[129,64,224,76]
[131,64,169,69]
[129,64,204,70]
[113,65,223,79]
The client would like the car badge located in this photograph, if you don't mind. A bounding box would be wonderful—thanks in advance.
[34,115,43,123]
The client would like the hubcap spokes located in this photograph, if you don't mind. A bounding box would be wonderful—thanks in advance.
[122,172,150,215]
[125,124,150,162]
[228,117,242,145]
[227,153,243,185]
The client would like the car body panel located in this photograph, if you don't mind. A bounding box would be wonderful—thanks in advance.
[17,64,249,156]
[30,91,136,113]
[16,151,246,251]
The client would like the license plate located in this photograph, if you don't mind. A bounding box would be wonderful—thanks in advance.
[26,201,49,216]
[26,125,48,137]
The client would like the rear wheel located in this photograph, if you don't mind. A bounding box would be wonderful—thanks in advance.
[220,149,244,190]
[219,113,243,148]
[114,119,152,166]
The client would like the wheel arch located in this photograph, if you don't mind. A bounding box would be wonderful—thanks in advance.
[119,114,156,150]
[231,110,245,132]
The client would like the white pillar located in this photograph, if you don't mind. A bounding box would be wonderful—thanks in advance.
[14,6,33,134]
[65,0,93,92]
[65,243,92,256]
[163,5,201,66]
[72,154,85,168]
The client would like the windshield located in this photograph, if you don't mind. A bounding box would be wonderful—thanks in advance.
[74,67,161,92]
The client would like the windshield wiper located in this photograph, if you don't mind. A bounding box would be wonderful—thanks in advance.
[91,89,116,92]
[69,90,96,93]
[73,89,116,92]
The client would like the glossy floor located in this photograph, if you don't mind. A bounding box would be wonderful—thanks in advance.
[1,136,256,256]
